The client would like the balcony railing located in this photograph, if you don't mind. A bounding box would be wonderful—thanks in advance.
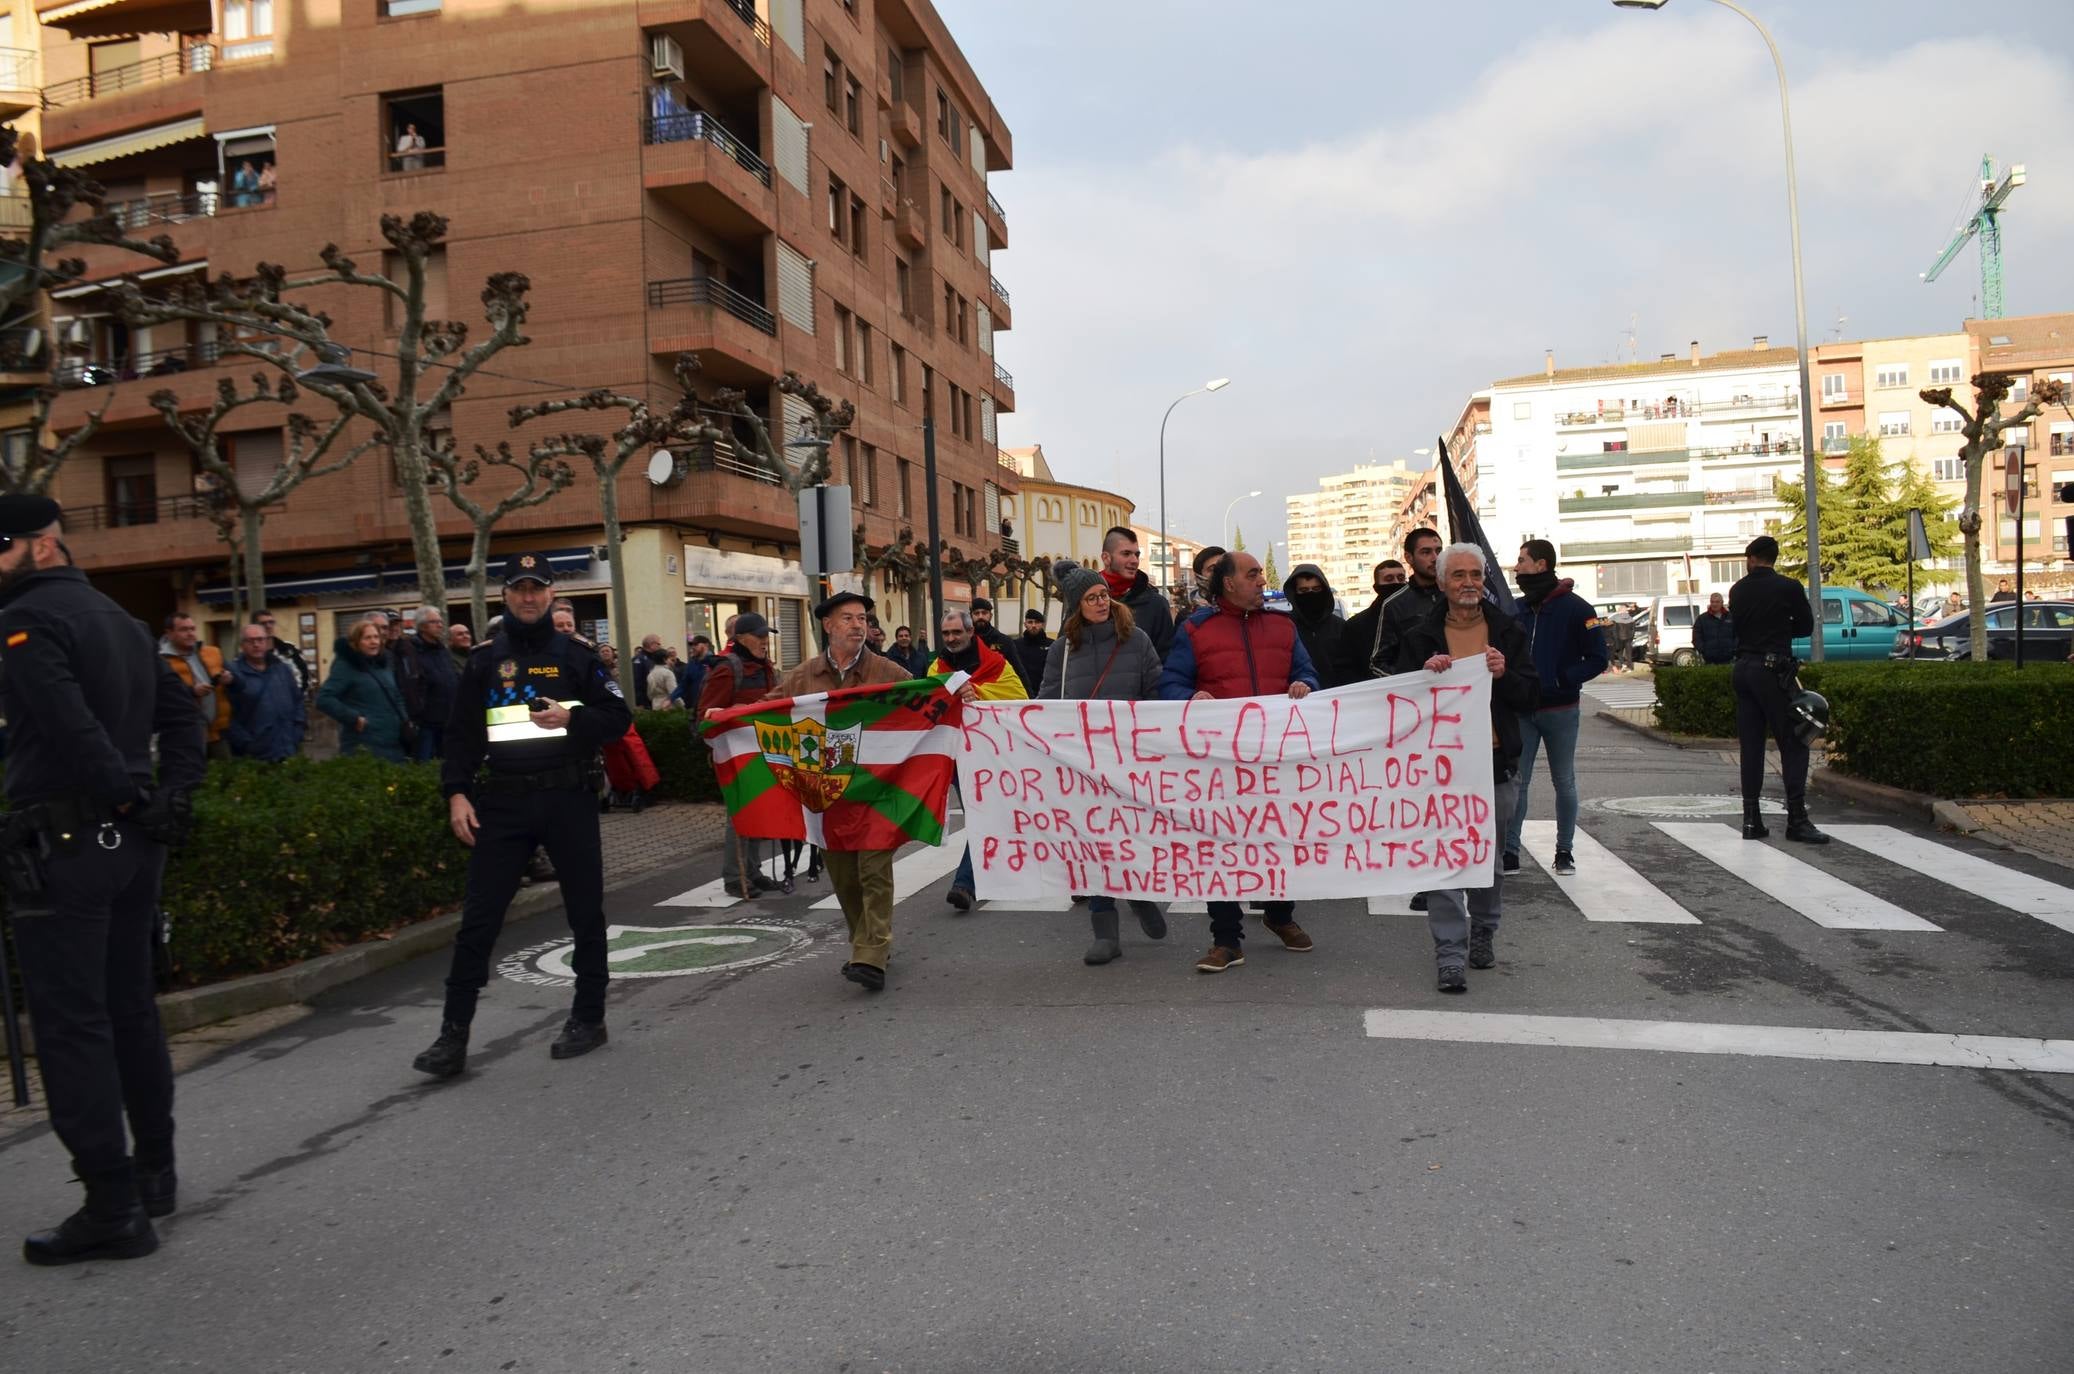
[100,186,276,230]
[993,360,1013,391]
[64,492,227,530]
[1555,448,1692,472]
[41,43,214,109]
[986,190,1004,221]
[642,111,772,187]
[1558,490,1704,514]
[645,275,777,335]
[690,435,783,486]
[56,340,223,386]
[1687,439,1800,459]
[385,144,447,174]
[989,274,1010,306]
[0,46,35,89]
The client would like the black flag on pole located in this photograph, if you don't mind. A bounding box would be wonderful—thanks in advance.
[1437,436,1517,617]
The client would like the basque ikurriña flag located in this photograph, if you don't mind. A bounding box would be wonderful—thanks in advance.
[699,672,969,850]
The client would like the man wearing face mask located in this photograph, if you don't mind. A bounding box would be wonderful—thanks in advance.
[1501,539,1607,877]
[1372,528,1444,677]
[1337,559,1405,683]
[1281,563,1351,689]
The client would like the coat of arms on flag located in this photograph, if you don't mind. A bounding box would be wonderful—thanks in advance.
[701,672,968,850]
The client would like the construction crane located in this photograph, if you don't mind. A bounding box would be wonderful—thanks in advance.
[1921,154,2026,318]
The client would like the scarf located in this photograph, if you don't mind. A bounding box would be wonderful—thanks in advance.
[1102,569,1136,600]
[1518,570,1560,606]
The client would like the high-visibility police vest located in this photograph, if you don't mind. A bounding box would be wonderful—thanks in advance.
[479,636,592,770]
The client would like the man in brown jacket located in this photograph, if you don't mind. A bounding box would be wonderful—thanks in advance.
[767,591,911,992]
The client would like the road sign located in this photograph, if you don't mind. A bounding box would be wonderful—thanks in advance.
[2004,452,2026,516]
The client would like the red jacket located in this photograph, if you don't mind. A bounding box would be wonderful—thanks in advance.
[697,647,777,717]
[1158,602,1321,700]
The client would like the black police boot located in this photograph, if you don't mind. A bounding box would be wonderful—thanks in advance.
[134,1161,177,1219]
[24,1171,158,1266]
[412,1021,470,1079]
[1785,809,1830,845]
[550,1018,608,1060]
[1742,803,1770,840]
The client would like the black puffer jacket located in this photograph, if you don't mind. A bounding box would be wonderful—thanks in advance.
[1393,599,1540,776]
[1282,562,1350,689]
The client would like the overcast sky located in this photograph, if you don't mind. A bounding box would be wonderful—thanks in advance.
[936,0,2074,572]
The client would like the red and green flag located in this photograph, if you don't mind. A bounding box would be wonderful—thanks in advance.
[700,673,968,850]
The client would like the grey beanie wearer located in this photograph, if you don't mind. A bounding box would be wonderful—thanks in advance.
[1053,559,1104,614]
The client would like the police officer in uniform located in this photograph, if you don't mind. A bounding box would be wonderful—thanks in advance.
[0,494,206,1265]
[414,552,633,1077]
[1728,535,1827,845]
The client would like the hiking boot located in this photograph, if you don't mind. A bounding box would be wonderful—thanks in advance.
[1195,945,1244,974]
[1409,892,1428,912]
[1501,852,1520,875]
[1553,850,1576,877]
[134,1163,177,1220]
[946,886,974,912]
[1084,910,1122,966]
[842,962,886,992]
[1265,921,1314,952]
[1131,902,1168,940]
[1469,933,1496,970]
[412,1021,469,1079]
[1436,964,1468,994]
[1742,805,1770,840]
[23,1208,158,1267]
[750,873,780,893]
[550,1018,609,1060]
[1785,813,1830,845]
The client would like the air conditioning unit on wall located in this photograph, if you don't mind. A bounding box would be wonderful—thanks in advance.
[650,34,685,82]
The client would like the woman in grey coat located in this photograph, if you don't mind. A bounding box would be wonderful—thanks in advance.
[1039,560,1168,965]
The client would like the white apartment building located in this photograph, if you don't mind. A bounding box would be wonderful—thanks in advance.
[1484,338,1807,604]
[1286,461,1421,614]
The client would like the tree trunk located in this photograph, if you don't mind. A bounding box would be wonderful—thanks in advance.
[393,427,450,614]
[597,464,636,699]
[466,521,494,638]
[241,506,267,622]
[1963,439,1988,661]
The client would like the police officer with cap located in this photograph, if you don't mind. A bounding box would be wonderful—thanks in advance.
[0,493,205,1265]
[1728,535,1828,845]
[414,550,633,1077]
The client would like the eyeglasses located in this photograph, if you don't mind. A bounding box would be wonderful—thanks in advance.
[1082,591,1111,603]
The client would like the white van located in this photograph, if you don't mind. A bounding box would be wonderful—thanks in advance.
[1648,593,1710,666]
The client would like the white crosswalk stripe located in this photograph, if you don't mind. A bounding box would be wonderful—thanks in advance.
[1654,822,1942,932]
[1520,820,1701,923]
[1825,825,2074,937]
[1583,677,1658,710]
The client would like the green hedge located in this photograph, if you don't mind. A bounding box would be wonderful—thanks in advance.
[631,708,721,803]
[1652,661,2074,798]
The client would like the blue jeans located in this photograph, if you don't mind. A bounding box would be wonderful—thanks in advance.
[413,723,444,762]
[1504,705,1581,856]
[952,844,974,895]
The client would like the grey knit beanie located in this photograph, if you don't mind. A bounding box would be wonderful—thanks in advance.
[1053,559,1104,614]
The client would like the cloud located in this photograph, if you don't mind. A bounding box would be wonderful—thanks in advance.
[993,16,2074,561]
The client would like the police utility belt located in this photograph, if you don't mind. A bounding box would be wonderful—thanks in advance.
[475,761,600,795]
[0,793,172,896]
[1736,650,1798,673]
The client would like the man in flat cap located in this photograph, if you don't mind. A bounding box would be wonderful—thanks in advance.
[414,550,632,1078]
[0,494,206,1264]
[766,591,911,992]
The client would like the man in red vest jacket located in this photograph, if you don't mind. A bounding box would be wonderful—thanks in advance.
[1158,549,1321,974]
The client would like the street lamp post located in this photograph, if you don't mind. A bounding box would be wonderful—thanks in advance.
[1223,489,1262,549]
[1613,0,1825,659]
[1158,377,1230,595]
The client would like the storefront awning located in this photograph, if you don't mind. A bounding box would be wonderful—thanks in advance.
[39,0,214,38]
[48,115,207,168]
[196,547,597,606]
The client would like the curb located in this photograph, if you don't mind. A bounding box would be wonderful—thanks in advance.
[1593,707,1730,751]
[154,859,688,1037]
[1807,767,1936,822]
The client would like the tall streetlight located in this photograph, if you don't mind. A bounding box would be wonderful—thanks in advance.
[1223,489,1262,548]
[1159,377,1231,594]
[1613,0,1825,658]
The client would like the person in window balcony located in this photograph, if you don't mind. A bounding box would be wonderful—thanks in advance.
[229,160,260,209]
[395,123,427,172]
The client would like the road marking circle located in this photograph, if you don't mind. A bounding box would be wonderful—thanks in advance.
[1592,794,1785,819]
[500,923,809,985]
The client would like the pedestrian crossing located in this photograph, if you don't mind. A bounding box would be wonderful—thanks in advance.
[650,821,2074,942]
[1583,677,1659,710]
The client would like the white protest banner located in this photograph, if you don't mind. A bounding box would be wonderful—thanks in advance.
[955,660,1496,903]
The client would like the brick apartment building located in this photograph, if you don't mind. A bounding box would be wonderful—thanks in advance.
[17,0,1017,671]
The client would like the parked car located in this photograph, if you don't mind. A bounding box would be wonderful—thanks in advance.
[1649,593,1709,666]
[1892,600,2074,662]
[1793,587,1907,661]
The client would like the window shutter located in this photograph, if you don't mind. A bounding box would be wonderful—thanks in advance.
[981,394,997,445]
[231,428,284,499]
[984,480,1000,535]
[769,0,803,58]
[780,393,817,471]
[974,209,988,268]
[775,597,805,667]
[776,240,815,334]
[976,302,992,356]
[969,130,986,177]
[772,96,810,194]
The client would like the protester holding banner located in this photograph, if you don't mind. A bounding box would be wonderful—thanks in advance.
[930,608,1028,911]
[1395,543,1538,992]
[1039,559,1169,965]
[759,592,916,992]
[1159,549,1320,973]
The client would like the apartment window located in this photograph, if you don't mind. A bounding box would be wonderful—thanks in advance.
[839,433,857,488]
[824,49,841,112]
[1709,558,1746,583]
[940,185,953,232]
[221,0,274,60]
[950,480,967,535]
[888,46,904,103]
[2009,376,2029,404]
[948,382,966,437]
[1928,359,1963,385]
[943,281,956,332]
[937,90,949,138]
[1822,421,1847,453]
[1597,562,1668,598]
[895,258,912,316]
[961,388,974,436]
[1874,363,1909,390]
[1931,412,1964,434]
[106,454,158,527]
[384,89,446,173]
[1821,372,1846,401]
[0,428,31,487]
[845,75,863,137]
[857,320,874,386]
[828,173,847,240]
[849,193,867,261]
[897,457,912,517]
[382,0,441,14]
[1512,401,1531,421]
[1932,456,1964,482]
[833,304,853,374]
[382,246,448,331]
[860,444,878,507]
[889,153,906,198]
[1877,411,1911,437]
[891,344,907,404]
[955,293,969,345]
